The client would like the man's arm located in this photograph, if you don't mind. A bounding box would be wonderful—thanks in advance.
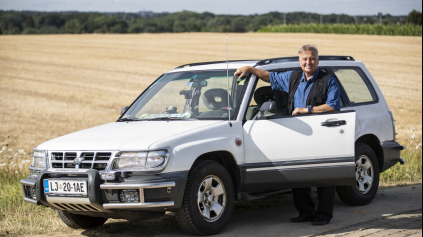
[234,66,270,82]
[292,105,335,116]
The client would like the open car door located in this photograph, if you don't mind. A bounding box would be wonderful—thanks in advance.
[242,110,356,192]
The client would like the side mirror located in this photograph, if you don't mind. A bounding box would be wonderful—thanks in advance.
[258,101,277,119]
[121,106,129,115]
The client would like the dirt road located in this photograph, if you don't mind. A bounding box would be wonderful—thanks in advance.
[157,185,422,237]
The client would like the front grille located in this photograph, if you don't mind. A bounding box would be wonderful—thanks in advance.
[52,203,102,212]
[51,153,63,160]
[50,151,112,171]
[96,153,112,161]
[93,163,108,170]
[65,153,77,160]
[65,163,76,168]
[81,152,94,161]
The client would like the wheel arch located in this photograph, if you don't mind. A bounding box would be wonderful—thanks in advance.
[356,134,384,171]
[191,151,242,200]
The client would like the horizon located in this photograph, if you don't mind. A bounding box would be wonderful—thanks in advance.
[0,0,421,16]
[0,9,414,17]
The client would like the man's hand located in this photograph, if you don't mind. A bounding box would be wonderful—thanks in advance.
[234,66,271,82]
[292,108,309,116]
[234,66,251,79]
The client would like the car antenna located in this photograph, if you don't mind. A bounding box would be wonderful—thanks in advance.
[226,34,232,128]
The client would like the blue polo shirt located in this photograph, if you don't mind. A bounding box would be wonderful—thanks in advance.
[269,69,341,111]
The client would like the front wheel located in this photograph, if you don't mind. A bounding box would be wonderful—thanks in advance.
[57,210,107,229]
[176,160,234,235]
[337,142,380,206]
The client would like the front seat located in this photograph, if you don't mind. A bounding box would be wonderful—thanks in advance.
[253,86,288,118]
[197,89,232,118]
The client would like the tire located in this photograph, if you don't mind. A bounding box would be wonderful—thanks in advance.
[176,160,234,236]
[337,142,380,206]
[57,210,107,229]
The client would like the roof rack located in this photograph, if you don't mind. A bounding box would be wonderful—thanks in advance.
[175,60,259,69]
[255,55,355,67]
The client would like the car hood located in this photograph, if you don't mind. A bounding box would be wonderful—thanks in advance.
[37,121,223,151]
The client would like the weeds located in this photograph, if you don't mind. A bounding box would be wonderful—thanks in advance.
[380,136,422,186]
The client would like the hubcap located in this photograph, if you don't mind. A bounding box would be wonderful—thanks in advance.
[197,175,226,222]
[355,155,374,194]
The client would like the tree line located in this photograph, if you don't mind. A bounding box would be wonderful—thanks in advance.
[0,10,420,35]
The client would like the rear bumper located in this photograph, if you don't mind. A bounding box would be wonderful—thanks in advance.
[381,141,405,172]
[20,169,188,212]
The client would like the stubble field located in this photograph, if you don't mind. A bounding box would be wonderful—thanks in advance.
[0,33,421,235]
[0,33,421,150]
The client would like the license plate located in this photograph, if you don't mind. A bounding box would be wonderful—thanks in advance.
[44,179,87,196]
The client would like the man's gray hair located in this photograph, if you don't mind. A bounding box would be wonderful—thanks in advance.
[298,45,319,57]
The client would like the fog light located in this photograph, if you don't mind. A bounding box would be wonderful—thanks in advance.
[26,186,37,200]
[119,189,140,203]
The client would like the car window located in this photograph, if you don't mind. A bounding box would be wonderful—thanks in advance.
[123,70,246,120]
[331,67,378,105]
[245,70,291,120]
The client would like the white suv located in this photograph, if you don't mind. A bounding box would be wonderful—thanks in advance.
[21,56,405,235]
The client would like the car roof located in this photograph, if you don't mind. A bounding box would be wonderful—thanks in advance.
[167,60,259,73]
[167,56,356,73]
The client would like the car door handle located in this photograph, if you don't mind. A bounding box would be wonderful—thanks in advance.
[321,120,347,127]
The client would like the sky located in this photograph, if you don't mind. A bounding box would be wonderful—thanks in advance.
[0,0,421,16]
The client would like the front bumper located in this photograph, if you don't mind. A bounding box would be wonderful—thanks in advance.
[101,182,175,209]
[20,169,187,212]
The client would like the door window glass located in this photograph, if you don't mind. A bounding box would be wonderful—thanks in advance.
[245,71,290,120]
[331,68,377,105]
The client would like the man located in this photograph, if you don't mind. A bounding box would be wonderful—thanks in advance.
[234,45,340,226]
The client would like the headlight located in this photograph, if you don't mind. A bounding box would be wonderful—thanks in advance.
[31,151,46,169]
[113,149,168,171]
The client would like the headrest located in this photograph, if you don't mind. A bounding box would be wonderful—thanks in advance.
[254,86,286,109]
[202,89,231,110]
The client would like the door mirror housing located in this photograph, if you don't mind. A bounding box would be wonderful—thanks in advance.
[257,101,277,119]
[121,106,129,115]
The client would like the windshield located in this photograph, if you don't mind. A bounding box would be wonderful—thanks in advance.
[121,70,247,121]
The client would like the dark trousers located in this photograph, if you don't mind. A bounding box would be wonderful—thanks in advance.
[293,186,336,221]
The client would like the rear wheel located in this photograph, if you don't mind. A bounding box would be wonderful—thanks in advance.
[176,160,234,235]
[337,142,380,206]
[58,210,107,229]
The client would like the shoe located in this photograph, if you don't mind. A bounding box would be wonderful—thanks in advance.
[290,216,315,223]
[311,218,330,225]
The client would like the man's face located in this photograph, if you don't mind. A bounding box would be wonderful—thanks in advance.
[299,50,319,75]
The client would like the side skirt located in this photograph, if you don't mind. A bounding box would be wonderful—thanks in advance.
[242,158,356,193]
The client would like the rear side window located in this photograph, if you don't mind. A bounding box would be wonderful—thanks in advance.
[331,67,378,105]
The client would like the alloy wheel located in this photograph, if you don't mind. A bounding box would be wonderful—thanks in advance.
[355,155,374,194]
[197,175,226,222]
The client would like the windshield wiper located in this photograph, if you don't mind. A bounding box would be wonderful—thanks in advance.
[147,117,188,121]
[117,118,140,122]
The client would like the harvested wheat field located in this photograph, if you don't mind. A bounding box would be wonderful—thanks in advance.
[0,33,421,152]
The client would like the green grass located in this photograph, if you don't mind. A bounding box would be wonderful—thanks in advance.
[380,139,422,186]
[259,24,423,36]
[0,164,67,235]
[0,139,421,235]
